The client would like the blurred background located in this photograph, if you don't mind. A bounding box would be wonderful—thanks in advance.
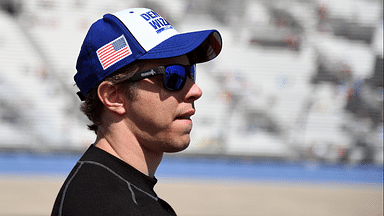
[0,0,382,215]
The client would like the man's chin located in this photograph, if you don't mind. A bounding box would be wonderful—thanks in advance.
[164,141,190,153]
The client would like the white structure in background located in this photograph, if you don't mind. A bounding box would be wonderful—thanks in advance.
[0,10,92,151]
[0,0,382,164]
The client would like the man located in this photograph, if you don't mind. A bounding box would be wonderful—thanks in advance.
[51,8,222,216]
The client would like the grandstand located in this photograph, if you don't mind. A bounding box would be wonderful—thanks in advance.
[0,0,382,165]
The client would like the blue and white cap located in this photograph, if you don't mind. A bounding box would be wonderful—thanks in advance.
[75,8,222,100]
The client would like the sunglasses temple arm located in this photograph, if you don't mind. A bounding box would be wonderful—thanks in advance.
[129,66,166,82]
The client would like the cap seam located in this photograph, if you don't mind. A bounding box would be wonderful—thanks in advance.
[105,13,147,53]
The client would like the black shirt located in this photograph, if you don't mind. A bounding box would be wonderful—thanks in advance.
[51,145,176,216]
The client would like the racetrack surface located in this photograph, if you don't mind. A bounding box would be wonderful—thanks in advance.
[0,176,382,216]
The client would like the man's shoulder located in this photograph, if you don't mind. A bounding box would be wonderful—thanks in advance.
[51,161,139,214]
[61,160,131,197]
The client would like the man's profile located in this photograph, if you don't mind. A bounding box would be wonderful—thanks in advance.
[51,7,222,216]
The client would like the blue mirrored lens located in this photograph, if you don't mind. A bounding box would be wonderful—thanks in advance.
[164,65,186,90]
[190,65,196,81]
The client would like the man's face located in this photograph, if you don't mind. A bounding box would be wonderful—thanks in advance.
[123,55,202,153]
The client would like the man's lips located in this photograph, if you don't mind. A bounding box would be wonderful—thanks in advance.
[175,109,195,120]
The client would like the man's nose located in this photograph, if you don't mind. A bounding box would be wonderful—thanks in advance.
[184,78,203,102]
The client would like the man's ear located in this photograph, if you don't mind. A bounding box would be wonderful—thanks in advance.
[97,81,127,115]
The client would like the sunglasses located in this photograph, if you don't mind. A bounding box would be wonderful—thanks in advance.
[126,64,196,91]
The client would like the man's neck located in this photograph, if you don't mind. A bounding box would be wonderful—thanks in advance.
[94,129,163,178]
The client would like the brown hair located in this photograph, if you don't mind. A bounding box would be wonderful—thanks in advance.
[80,61,143,134]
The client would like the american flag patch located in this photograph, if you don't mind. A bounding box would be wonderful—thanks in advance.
[97,35,132,70]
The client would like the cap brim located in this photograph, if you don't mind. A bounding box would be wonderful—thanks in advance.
[139,30,222,63]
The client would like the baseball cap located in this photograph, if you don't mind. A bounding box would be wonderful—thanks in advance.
[75,8,222,100]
